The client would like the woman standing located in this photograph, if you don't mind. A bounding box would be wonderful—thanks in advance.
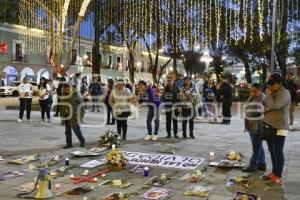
[179,77,198,139]
[263,74,291,185]
[38,77,51,122]
[109,79,133,140]
[242,83,266,172]
[105,78,115,125]
[18,77,33,122]
[80,77,89,109]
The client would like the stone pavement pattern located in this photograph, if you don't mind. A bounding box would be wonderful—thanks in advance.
[0,104,299,200]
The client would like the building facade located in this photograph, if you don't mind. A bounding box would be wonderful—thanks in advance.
[0,23,184,86]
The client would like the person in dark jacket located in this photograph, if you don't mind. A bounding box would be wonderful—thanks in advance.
[218,77,233,125]
[60,84,85,149]
[80,77,88,109]
[105,78,115,125]
[138,80,161,141]
[286,73,297,127]
[54,76,66,117]
[89,77,102,112]
[242,83,266,172]
[161,75,179,138]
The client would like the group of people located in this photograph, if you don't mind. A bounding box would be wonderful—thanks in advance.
[16,71,298,186]
[243,72,297,185]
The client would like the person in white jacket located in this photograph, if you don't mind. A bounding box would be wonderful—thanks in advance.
[18,77,33,122]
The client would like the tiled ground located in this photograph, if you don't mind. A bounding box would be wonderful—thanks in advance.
[0,103,299,200]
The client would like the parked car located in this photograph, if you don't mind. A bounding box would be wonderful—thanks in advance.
[0,81,38,97]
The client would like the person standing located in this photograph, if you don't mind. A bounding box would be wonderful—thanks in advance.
[89,77,102,112]
[161,75,179,138]
[179,77,198,139]
[194,73,204,118]
[18,77,33,122]
[105,78,115,125]
[54,76,66,117]
[38,77,51,123]
[286,72,297,128]
[60,84,85,149]
[203,79,217,122]
[80,77,89,109]
[138,81,161,141]
[242,83,266,172]
[263,74,291,185]
[218,77,233,125]
[109,79,133,140]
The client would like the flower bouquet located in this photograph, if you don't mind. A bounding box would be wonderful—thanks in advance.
[106,145,127,171]
[99,131,121,148]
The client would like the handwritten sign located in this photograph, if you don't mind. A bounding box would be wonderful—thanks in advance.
[123,151,204,170]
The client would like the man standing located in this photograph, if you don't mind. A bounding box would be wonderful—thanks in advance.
[89,77,102,112]
[161,75,179,138]
[286,72,297,128]
[218,76,233,125]
[18,77,33,122]
[60,84,85,149]
[138,81,161,141]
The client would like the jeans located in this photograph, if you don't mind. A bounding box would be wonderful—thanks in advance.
[19,98,32,120]
[182,107,195,136]
[147,107,160,135]
[39,98,51,121]
[166,110,178,136]
[116,112,130,139]
[64,120,85,146]
[248,133,266,169]
[266,135,286,177]
[91,95,99,111]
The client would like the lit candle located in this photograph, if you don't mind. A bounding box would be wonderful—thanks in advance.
[93,177,98,182]
[55,183,61,191]
[101,173,106,177]
[70,174,74,179]
[112,144,116,150]
[209,152,215,161]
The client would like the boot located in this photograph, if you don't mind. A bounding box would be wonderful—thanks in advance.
[189,133,195,139]
[183,133,187,139]
[174,133,179,138]
[166,132,171,138]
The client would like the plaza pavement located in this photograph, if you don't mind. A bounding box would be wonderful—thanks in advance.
[0,102,299,200]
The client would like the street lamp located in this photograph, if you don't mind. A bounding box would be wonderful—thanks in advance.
[200,50,213,73]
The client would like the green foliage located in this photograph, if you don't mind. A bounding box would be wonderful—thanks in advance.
[0,0,18,23]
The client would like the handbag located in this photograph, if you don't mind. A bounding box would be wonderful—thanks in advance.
[260,122,277,140]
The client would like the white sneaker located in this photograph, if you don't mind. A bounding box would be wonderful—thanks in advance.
[27,119,33,122]
[144,135,152,141]
[17,118,22,123]
[151,135,158,141]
